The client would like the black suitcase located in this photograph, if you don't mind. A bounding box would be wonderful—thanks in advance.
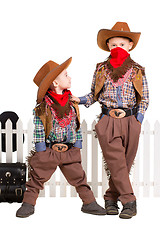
[0,162,26,203]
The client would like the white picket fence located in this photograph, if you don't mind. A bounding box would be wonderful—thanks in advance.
[0,119,160,198]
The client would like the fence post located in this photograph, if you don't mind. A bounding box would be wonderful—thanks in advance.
[154,121,160,197]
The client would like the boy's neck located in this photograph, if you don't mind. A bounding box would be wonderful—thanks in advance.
[53,88,64,95]
[55,90,63,95]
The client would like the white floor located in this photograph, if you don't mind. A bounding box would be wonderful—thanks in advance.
[0,196,159,240]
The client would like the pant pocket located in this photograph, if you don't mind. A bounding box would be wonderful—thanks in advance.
[132,115,141,133]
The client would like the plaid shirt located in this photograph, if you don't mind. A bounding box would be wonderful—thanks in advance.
[33,105,82,144]
[84,64,149,122]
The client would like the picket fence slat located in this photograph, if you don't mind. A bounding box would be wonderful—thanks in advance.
[6,120,12,163]
[91,120,98,197]
[0,118,160,198]
[60,172,67,197]
[0,126,2,162]
[132,145,140,197]
[70,185,77,197]
[39,188,45,197]
[27,119,34,154]
[154,121,160,197]
[17,119,23,163]
[81,120,87,173]
[49,174,56,197]
[143,121,150,197]
[102,165,109,196]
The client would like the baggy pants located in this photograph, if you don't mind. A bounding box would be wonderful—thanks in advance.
[23,147,95,206]
[95,115,141,205]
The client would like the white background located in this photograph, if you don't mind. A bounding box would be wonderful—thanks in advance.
[0,0,159,129]
[0,0,160,239]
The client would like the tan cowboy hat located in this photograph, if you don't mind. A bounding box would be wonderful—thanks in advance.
[33,57,72,103]
[97,22,141,52]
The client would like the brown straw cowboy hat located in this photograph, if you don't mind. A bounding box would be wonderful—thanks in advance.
[97,22,141,52]
[33,57,72,103]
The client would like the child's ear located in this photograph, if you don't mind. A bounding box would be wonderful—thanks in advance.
[107,42,110,49]
[53,80,58,88]
[129,41,134,50]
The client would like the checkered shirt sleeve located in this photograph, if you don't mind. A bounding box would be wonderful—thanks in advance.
[137,74,149,115]
[33,110,45,143]
[84,69,97,107]
[75,128,83,141]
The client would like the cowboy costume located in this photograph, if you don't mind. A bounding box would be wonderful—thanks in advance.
[16,57,106,218]
[77,22,149,219]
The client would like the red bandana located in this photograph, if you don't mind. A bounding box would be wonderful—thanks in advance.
[47,89,72,106]
[110,47,130,68]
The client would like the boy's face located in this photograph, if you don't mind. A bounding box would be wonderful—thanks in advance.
[50,69,71,92]
[107,37,133,52]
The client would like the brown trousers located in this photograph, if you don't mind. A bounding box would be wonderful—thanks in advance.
[23,147,95,205]
[95,115,141,205]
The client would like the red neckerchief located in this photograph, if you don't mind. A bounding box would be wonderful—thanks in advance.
[47,89,72,106]
[45,94,75,127]
[110,47,130,68]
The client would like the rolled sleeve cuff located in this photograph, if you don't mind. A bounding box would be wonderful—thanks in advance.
[136,112,144,124]
[74,140,82,149]
[79,96,87,104]
[35,142,46,152]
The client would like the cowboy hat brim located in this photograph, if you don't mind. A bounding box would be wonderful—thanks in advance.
[97,29,141,52]
[37,57,72,103]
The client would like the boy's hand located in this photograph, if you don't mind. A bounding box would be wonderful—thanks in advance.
[71,95,80,103]
[137,121,141,125]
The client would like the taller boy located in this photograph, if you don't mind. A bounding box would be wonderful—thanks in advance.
[73,22,149,219]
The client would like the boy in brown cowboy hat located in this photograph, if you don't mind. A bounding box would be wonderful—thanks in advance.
[72,22,149,219]
[16,57,106,218]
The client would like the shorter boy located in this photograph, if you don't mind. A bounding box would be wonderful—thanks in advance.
[16,57,106,218]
